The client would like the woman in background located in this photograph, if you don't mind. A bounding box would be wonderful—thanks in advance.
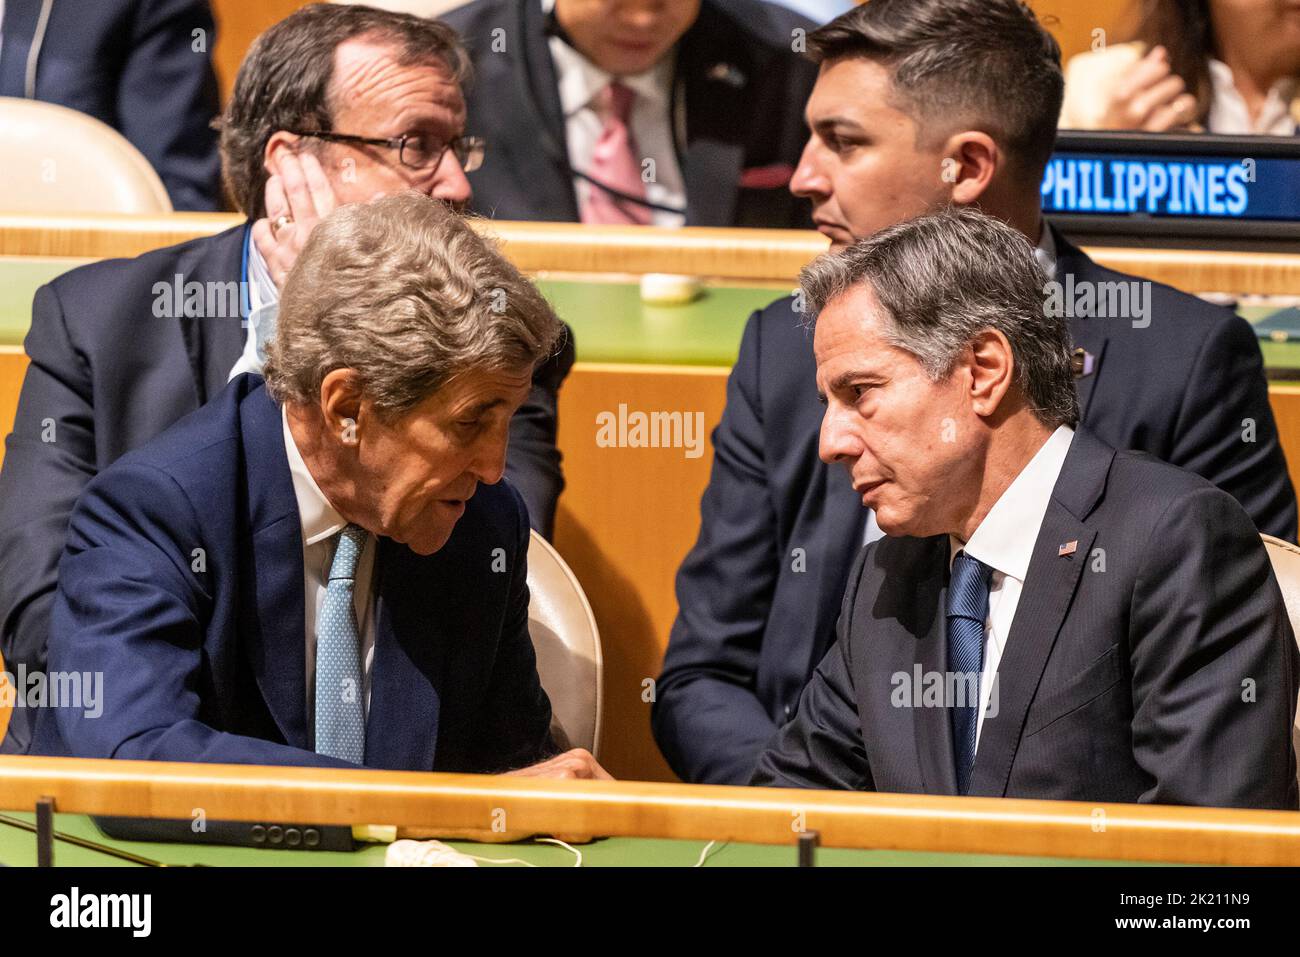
[1059,0,1300,134]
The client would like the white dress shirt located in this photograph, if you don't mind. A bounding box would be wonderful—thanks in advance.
[1207,59,1298,135]
[946,424,1076,750]
[229,233,278,380]
[281,406,377,747]
[543,0,687,227]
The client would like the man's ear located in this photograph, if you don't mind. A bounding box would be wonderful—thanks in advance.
[263,131,302,179]
[318,368,365,447]
[967,328,1016,420]
[941,131,1001,207]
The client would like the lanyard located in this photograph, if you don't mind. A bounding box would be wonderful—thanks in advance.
[239,223,252,323]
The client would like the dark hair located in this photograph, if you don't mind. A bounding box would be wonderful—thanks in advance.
[1128,0,1215,125]
[807,0,1064,181]
[219,3,470,218]
[799,207,1079,430]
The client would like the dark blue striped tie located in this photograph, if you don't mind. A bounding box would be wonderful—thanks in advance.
[947,550,993,795]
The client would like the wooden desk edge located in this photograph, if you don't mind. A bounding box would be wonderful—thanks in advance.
[4,214,1300,294]
[1,756,1297,865]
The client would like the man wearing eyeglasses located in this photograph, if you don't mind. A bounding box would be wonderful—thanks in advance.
[0,4,574,754]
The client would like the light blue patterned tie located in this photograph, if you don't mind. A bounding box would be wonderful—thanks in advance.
[947,550,993,795]
[315,524,368,764]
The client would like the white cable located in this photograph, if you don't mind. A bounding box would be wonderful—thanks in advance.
[464,854,538,867]
[535,836,583,867]
[694,840,728,867]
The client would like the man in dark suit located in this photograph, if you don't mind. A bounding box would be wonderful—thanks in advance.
[750,208,1298,808]
[654,0,1298,785]
[0,0,222,210]
[443,0,817,227]
[30,192,608,780]
[0,4,573,754]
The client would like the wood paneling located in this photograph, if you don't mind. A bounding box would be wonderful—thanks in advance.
[211,0,314,104]
[6,215,1300,295]
[1034,0,1136,64]
[552,364,730,780]
[4,754,1300,863]
[212,2,1136,106]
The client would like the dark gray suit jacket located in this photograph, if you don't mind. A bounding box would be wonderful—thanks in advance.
[655,230,1297,786]
[752,427,1300,810]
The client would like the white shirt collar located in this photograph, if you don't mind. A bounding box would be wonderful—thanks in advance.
[948,424,1075,582]
[1207,58,1298,135]
[246,229,279,312]
[282,405,348,547]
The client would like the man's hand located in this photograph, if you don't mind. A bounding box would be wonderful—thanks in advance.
[506,748,614,780]
[393,749,614,845]
[251,151,338,290]
[1096,45,1200,132]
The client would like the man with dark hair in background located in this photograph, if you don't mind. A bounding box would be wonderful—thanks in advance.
[654,0,1297,785]
[752,208,1297,808]
[0,3,574,754]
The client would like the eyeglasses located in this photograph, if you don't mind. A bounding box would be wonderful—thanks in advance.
[288,130,485,173]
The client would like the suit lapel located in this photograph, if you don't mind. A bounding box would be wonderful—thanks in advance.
[1071,336,1107,422]
[676,2,750,225]
[1053,229,1109,422]
[176,223,250,405]
[364,540,444,771]
[237,385,309,750]
[520,0,581,220]
[966,428,1115,797]
[810,465,871,669]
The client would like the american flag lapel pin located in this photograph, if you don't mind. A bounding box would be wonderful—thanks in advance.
[1058,540,1078,557]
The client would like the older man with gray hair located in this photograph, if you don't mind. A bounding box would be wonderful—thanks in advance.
[1,2,575,756]
[30,192,608,782]
[753,208,1298,809]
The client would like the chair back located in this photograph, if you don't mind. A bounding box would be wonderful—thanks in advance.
[527,531,603,756]
[0,97,172,213]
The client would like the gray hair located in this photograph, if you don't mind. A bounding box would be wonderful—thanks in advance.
[264,192,563,417]
[219,3,471,218]
[799,208,1079,430]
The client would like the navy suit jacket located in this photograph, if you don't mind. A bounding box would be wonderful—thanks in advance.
[654,231,1298,784]
[0,224,573,753]
[444,0,817,228]
[0,0,222,211]
[29,376,556,772]
[752,427,1299,809]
